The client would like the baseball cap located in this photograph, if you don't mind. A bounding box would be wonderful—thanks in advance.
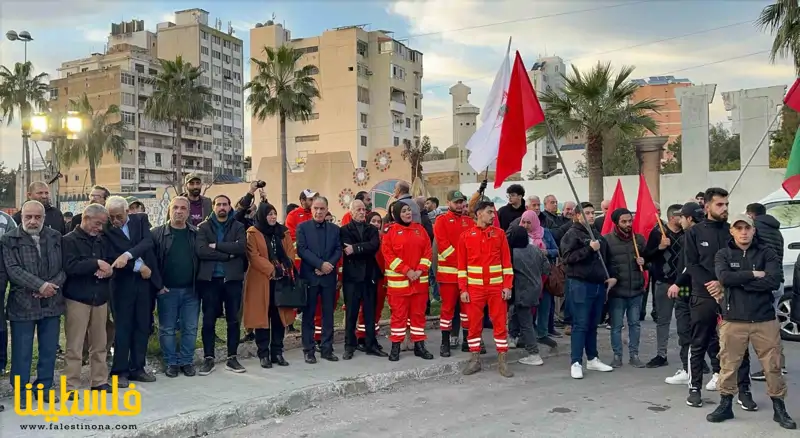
[730,213,754,228]
[680,202,703,218]
[300,189,318,199]
[184,173,202,184]
[446,190,466,201]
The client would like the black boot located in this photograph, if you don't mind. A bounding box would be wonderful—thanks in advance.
[480,340,487,355]
[440,331,451,357]
[461,330,469,352]
[772,397,797,429]
[706,394,734,423]
[388,342,401,362]
[260,357,272,369]
[414,341,434,360]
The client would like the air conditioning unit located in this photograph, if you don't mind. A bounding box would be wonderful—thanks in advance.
[361,123,367,129]
[365,70,373,76]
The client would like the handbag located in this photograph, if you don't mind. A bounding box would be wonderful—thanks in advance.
[273,268,308,309]
[546,258,566,298]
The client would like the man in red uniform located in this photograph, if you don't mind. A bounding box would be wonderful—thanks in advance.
[285,189,318,269]
[434,190,474,357]
[458,200,514,377]
[340,191,371,226]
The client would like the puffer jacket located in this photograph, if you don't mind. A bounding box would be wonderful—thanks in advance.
[604,230,647,298]
[753,214,783,262]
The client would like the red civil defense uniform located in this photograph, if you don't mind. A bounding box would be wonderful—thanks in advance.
[457,225,513,353]
[285,207,312,269]
[433,210,475,332]
[382,222,432,343]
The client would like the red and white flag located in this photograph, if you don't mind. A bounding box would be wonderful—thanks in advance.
[466,46,511,173]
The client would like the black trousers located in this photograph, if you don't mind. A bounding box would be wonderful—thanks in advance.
[0,323,7,371]
[110,276,151,376]
[343,281,377,350]
[674,296,692,371]
[255,280,285,358]
[689,295,750,391]
[199,279,243,358]
[452,301,461,334]
[302,284,336,354]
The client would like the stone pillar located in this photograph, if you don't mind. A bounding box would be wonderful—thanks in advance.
[632,136,668,203]
[721,86,785,171]
[675,84,716,187]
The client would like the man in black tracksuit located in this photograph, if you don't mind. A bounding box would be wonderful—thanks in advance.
[684,188,750,408]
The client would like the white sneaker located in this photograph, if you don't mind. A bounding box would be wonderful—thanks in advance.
[519,354,544,366]
[571,362,584,379]
[586,358,613,372]
[508,337,518,349]
[665,369,690,385]
[449,336,460,347]
[706,373,719,391]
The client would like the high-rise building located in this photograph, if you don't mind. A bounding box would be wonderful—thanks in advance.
[630,75,692,145]
[157,8,245,179]
[526,56,567,175]
[249,22,423,175]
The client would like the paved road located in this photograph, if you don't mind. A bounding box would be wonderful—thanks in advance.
[215,337,800,438]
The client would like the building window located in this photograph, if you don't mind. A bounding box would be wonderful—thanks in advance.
[201,76,210,85]
[49,88,58,100]
[121,112,136,125]
[201,46,209,56]
[233,72,241,81]
[155,153,162,167]
[223,54,231,64]
[201,61,209,71]
[223,68,231,78]
[414,97,419,109]
[224,97,232,106]
[233,85,241,93]
[213,124,221,131]
[233,99,241,108]
[357,40,368,57]
[223,82,232,91]
[121,167,135,180]
[203,126,212,135]
[148,68,158,75]
[135,64,144,73]
[391,64,405,80]
[295,135,319,143]
[393,137,399,146]
[360,113,368,125]
[120,73,135,85]
[406,118,411,128]
[298,46,318,54]
[213,65,221,75]
[201,30,208,40]
[357,63,370,77]
[223,40,231,49]
[233,43,240,52]
[122,93,135,106]
[213,95,222,103]
[233,58,240,67]
[213,79,221,88]
[415,119,420,131]
[212,50,221,60]
[360,135,367,147]
[357,86,369,104]
[223,110,232,119]
[212,35,221,45]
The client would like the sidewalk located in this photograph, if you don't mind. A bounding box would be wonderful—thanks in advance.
[0,327,578,438]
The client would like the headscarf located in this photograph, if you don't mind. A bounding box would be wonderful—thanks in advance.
[392,201,411,226]
[366,211,382,229]
[521,210,545,249]
[507,225,529,250]
[255,203,289,263]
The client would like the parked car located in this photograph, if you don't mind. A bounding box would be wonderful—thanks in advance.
[757,189,800,342]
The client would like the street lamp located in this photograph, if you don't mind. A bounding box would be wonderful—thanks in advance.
[6,30,33,63]
[29,111,87,208]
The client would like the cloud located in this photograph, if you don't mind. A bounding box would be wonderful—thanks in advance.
[0,0,120,26]
[0,122,24,168]
[79,27,108,43]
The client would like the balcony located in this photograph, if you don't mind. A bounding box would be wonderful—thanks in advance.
[389,99,406,114]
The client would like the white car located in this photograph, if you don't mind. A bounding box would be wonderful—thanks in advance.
[757,189,800,342]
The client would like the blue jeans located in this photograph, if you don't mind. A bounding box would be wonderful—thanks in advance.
[567,279,605,364]
[536,293,552,338]
[9,316,60,390]
[609,295,643,357]
[563,279,573,325]
[157,287,200,366]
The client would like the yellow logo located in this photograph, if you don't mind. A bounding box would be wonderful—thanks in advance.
[14,375,141,422]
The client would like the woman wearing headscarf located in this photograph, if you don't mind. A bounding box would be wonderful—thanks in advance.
[243,203,297,369]
[382,202,434,361]
[354,212,388,350]
[507,225,551,366]
[518,210,561,347]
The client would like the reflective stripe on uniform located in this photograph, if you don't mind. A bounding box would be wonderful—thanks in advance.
[438,266,458,274]
[389,258,402,270]
[439,246,455,260]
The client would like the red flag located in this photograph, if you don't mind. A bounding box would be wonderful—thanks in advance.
[632,174,658,237]
[786,78,800,112]
[601,179,627,235]
[494,51,546,188]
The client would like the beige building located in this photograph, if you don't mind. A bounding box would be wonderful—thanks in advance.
[249,22,423,175]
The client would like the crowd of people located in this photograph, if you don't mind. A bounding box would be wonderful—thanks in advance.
[0,177,796,430]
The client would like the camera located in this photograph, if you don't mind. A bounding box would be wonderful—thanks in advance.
[256,180,266,188]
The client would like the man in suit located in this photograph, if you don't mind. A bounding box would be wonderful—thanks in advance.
[104,195,159,388]
[296,196,342,364]
[69,186,110,232]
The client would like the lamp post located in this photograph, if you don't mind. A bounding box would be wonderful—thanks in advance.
[6,30,34,199]
[6,30,33,63]
[30,111,86,209]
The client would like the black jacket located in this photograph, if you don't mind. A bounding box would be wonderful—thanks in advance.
[541,210,570,243]
[196,215,247,282]
[14,205,66,235]
[497,203,525,231]
[560,222,615,284]
[0,248,7,330]
[683,219,730,299]
[604,231,647,298]
[104,213,160,290]
[420,210,434,241]
[339,220,381,283]
[296,220,342,287]
[643,225,684,284]
[151,223,199,291]
[715,237,783,322]
[62,226,112,306]
[753,214,783,262]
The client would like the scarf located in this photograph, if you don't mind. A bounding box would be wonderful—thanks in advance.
[255,203,289,265]
[613,225,633,241]
[392,201,411,227]
[521,210,545,249]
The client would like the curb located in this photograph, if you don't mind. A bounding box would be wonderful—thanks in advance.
[99,342,565,438]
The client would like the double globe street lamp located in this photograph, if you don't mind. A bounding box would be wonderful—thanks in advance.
[5,30,33,63]
[29,111,87,208]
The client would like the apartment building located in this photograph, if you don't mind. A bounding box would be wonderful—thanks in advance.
[631,75,692,144]
[526,56,567,175]
[249,22,423,174]
[157,8,246,178]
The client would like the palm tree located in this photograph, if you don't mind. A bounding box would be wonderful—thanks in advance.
[528,62,660,206]
[144,56,212,186]
[58,93,127,186]
[0,61,49,188]
[245,45,320,214]
[401,135,432,183]
[756,0,800,73]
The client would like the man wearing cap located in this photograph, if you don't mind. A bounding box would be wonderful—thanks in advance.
[128,198,146,214]
[706,213,794,429]
[434,190,475,357]
[174,174,212,227]
[286,189,318,269]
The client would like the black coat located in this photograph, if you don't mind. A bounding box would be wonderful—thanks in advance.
[13,205,66,235]
[715,237,783,322]
[560,222,615,284]
[62,226,112,306]
[683,219,730,299]
[296,220,342,287]
[151,223,199,291]
[103,213,159,291]
[196,216,247,282]
[0,249,7,330]
[340,220,381,283]
[604,231,647,298]
[753,214,784,262]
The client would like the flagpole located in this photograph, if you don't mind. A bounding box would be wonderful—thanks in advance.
[729,110,781,195]
[477,36,512,198]
[545,122,611,279]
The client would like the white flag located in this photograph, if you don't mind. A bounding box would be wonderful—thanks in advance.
[466,46,511,173]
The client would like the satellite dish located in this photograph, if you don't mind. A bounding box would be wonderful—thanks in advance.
[255,23,263,28]
[265,20,274,25]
